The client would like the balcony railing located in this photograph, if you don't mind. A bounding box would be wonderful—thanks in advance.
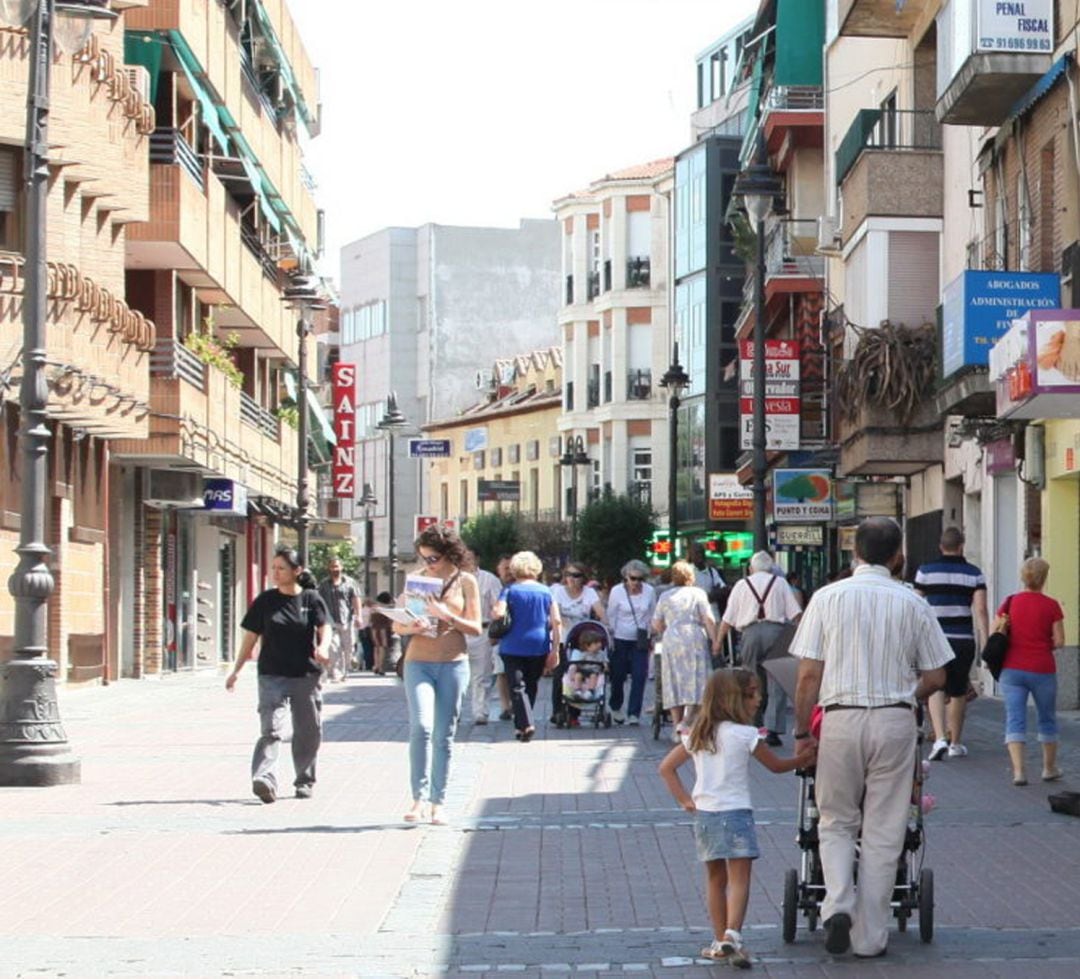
[150,339,206,391]
[587,270,600,300]
[627,256,651,288]
[835,108,941,186]
[626,368,652,401]
[765,85,825,111]
[240,223,280,284]
[966,232,1009,272]
[766,219,825,280]
[150,128,204,189]
[240,391,281,441]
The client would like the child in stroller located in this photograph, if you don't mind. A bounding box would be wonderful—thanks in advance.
[557,622,613,729]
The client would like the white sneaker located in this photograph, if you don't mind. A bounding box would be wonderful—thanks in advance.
[947,742,968,758]
[928,738,949,761]
[612,710,626,724]
[627,715,640,726]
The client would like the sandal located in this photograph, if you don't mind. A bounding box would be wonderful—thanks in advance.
[1042,769,1064,781]
[403,803,428,822]
[1013,775,1028,786]
[700,939,731,961]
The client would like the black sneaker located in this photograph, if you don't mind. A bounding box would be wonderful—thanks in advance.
[824,913,852,955]
[252,779,276,804]
[295,784,313,799]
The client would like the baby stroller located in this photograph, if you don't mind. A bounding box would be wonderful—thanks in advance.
[555,620,613,730]
[781,703,934,945]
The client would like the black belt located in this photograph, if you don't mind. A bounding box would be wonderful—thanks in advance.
[824,702,911,713]
[743,620,784,628]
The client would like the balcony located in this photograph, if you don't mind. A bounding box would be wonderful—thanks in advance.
[149,128,203,189]
[936,1,1054,126]
[626,256,651,289]
[626,369,652,401]
[766,220,825,283]
[762,86,825,165]
[837,401,943,476]
[836,109,943,245]
[838,0,930,37]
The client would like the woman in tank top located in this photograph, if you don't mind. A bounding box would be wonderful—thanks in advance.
[394,524,481,825]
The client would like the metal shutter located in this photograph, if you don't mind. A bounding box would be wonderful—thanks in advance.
[887,231,940,328]
[0,149,15,212]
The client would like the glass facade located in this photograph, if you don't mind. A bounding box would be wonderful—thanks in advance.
[674,274,707,398]
[676,400,707,527]
[674,145,707,279]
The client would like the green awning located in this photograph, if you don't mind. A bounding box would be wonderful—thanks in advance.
[283,371,336,463]
[249,0,318,134]
[124,32,162,103]
[775,0,825,87]
[166,31,231,153]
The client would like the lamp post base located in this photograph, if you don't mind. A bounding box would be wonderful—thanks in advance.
[0,659,80,786]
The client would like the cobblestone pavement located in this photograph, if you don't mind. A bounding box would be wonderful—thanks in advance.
[2,669,1080,977]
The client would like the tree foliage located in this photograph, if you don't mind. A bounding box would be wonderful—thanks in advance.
[307,541,361,584]
[575,493,656,584]
[460,511,522,570]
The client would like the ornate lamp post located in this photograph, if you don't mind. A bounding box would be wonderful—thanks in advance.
[732,134,781,552]
[282,274,325,566]
[0,0,118,786]
[659,345,690,553]
[559,435,590,558]
[376,392,409,593]
[358,481,377,598]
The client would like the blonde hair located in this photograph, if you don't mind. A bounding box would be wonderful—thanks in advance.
[670,560,695,587]
[509,550,543,580]
[1020,557,1050,591]
[686,669,757,753]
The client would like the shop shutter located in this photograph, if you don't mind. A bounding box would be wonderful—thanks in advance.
[887,231,940,328]
[0,149,16,212]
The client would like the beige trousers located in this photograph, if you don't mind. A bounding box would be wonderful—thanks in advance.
[816,707,915,956]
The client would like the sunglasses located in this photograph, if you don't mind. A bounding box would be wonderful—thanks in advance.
[565,571,585,579]
[627,576,645,582]
[419,553,442,566]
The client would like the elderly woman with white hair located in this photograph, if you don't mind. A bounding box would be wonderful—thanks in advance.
[490,551,561,742]
[715,551,802,745]
[606,559,658,725]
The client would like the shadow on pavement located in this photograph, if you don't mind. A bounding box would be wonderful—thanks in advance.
[223,822,419,835]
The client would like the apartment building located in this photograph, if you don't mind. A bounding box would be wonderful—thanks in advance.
[553,161,673,526]
[339,221,561,593]
[423,348,563,526]
[0,4,156,681]
[109,0,323,678]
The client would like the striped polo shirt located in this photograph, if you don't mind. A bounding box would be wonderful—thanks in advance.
[913,554,986,640]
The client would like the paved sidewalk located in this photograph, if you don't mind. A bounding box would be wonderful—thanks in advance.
[1,670,1079,977]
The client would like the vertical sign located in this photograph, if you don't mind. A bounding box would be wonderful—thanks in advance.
[331,364,356,498]
[739,339,801,450]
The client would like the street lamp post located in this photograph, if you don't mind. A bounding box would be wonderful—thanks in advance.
[377,392,409,593]
[559,435,589,558]
[0,0,118,786]
[732,134,781,553]
[283,275,325,566]
[659,344,690,554]
[358,481,377,598]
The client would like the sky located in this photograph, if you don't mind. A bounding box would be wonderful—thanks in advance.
[290,0,760,278]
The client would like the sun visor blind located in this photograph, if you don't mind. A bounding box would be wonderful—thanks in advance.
[0,151,17,211]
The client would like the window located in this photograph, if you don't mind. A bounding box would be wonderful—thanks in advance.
[631,447,652,496]
[508,444,520,464]
[526,439,540,461]
[0,147,19,250]
[490,447,503,467]
[342,300,387,344]
[440,482,449,520]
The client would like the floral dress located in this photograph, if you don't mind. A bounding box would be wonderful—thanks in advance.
[655,586,713,709]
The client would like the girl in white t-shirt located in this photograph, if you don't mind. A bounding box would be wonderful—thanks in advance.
[659,668,814,967]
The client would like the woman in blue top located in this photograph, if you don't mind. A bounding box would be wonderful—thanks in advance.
[491,551,562,741]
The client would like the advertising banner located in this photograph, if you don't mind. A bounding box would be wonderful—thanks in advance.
[976,0,1053,53]
[775,525,825,547]
[739,339,801,451]
[478,480,521,502]
[331,364,357,498]
[992,310,1080,419]
[708,473,753,521]
[773,469,833,522]
[203,479,248,515]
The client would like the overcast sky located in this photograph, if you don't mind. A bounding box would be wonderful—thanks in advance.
[290,0,760,276]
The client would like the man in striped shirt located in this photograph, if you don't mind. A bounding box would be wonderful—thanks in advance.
[914,527,989,761]
[792,518,952,959]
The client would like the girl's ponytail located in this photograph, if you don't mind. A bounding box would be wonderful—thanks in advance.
[297,570,318,591]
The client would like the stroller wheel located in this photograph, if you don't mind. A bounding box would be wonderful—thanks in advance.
[782,868,798,944]
[918,868,934,943]
[897,911,908,932]
[807,908,818,932]
[603,710,612,728]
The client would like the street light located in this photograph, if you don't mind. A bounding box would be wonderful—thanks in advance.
[358,481,377,598]
[377,392,409,594]
[659,343,690,553]
[282,273,325,566]
[559,434,590,557]
[732,131,782,552]
[0,0,118,786]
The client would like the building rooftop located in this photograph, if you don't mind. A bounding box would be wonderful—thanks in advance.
[554,158,675,206]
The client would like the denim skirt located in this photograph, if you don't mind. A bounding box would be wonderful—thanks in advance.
[693,808,760,861]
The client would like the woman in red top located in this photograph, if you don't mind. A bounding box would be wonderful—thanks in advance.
[998,557,1065,786]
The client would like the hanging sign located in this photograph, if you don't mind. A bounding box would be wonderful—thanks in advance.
[331,363,357,498]
[739,339,801,451]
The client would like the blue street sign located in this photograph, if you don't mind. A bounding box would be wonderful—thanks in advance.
[203,479,248,515]
[408,438,452,458]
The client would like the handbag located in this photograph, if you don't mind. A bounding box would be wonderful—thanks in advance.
[627,589,650,654]
[488,584,513,640]
[980,595,1013,680]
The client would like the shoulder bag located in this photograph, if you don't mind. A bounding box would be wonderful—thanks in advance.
[488,584,513,640]
[628,589,650,654]
[980,594,1013,680]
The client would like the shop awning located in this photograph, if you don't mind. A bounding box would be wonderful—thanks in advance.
[166,31,231,153]
[1005,53,1071,125]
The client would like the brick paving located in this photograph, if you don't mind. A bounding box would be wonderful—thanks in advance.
[1,670,1080,977]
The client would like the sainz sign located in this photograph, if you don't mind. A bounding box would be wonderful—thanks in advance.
[331,364,357,498]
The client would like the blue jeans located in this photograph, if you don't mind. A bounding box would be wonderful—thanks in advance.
[403,658,469,804]
[609,638,649,717]
[1000,668,1058,743]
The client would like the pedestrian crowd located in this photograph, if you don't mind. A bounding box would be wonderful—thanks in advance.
[221,517,1066,968]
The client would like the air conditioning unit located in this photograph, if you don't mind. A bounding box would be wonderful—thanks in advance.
[817,215,841,254]
[475,368,494,391]
[144,470,204,509]
[126,66,151,105]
